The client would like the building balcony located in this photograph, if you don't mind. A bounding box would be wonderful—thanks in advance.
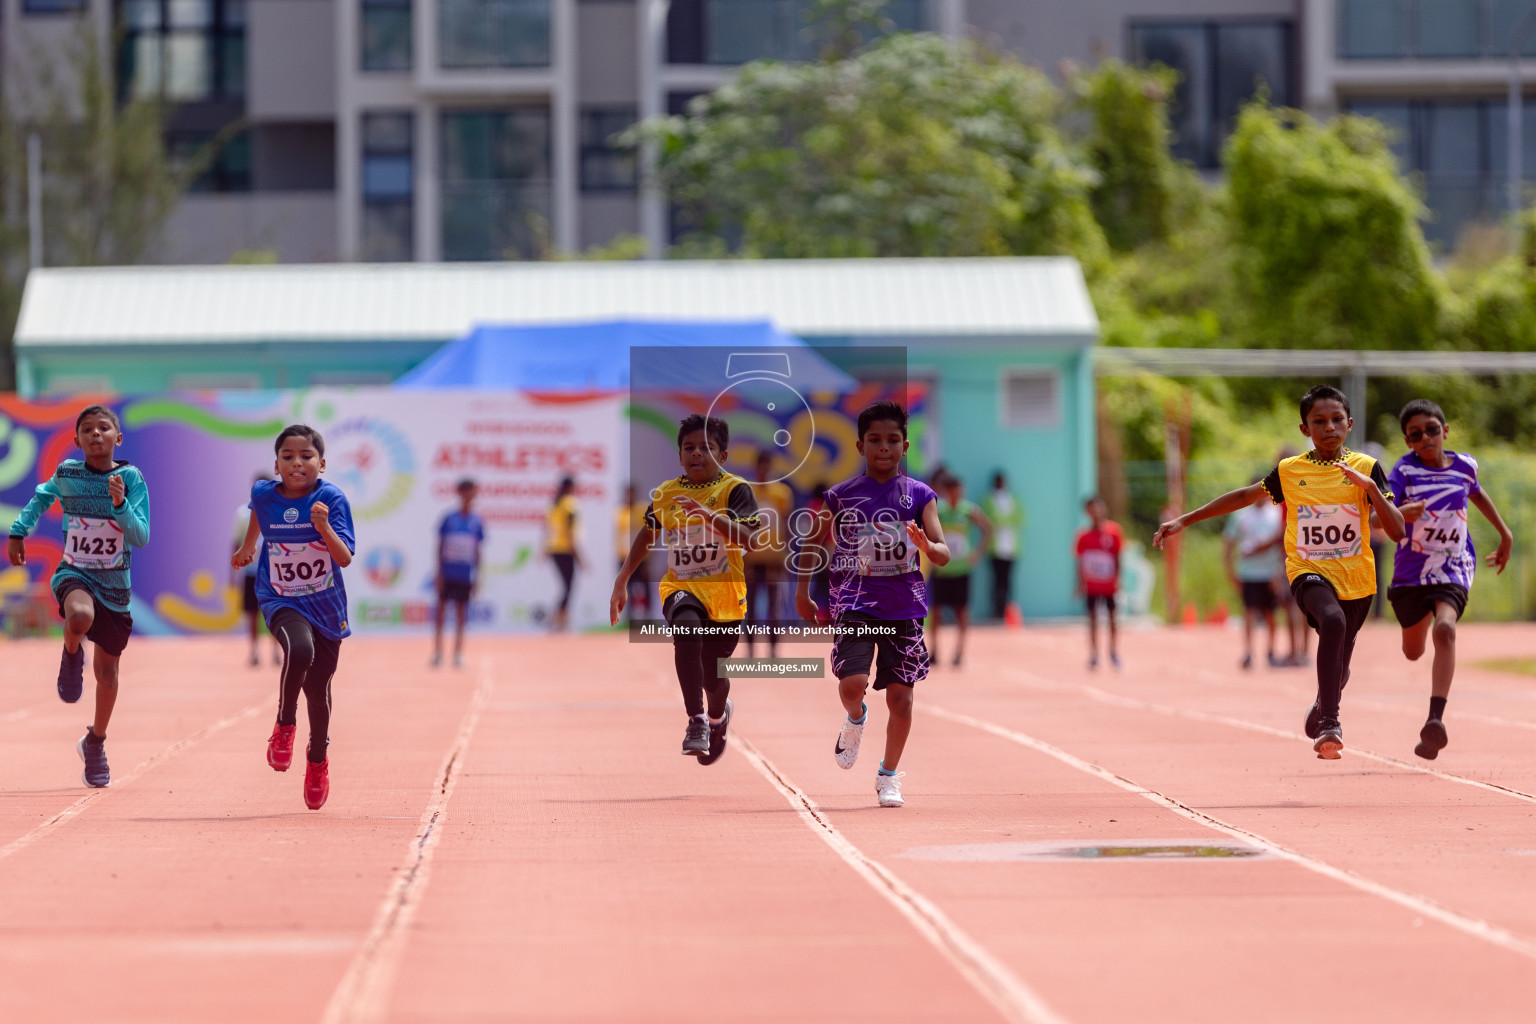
[438,0,551,69]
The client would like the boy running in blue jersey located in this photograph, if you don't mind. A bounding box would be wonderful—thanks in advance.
[233,424,356,810]
[796,401,950,808]
[1387,399,1514,760]
[8,405,151,788]
[432,478,485,669]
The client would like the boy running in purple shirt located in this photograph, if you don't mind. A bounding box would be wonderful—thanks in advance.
[795,401,950,808]
[1386,399,1513,760]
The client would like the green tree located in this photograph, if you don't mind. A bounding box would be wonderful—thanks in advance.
[1074,59,1184,252]
[634,31,1106,262]
[1224,104,1442,350]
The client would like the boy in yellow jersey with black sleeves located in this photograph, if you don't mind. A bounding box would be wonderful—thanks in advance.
[611,414,760,765]
[1155,386,1405,759]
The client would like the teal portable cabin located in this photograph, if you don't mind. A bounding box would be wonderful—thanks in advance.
[14,258,1099,617]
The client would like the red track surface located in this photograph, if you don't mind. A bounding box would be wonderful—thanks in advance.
[3,622,1536,1022]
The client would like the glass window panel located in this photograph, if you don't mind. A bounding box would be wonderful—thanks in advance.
[1214,23,1290,142]
[363,202,414,262]
[1131,24,1212,167]
[364,112,414,152]
[1490,1,1536,58]
[362,6,413,70]
[1483,99,1536,180]
[124,0,164,30]
[169,0,214,29]
[224,0,246,27]
[164,32,213,101]
[1416,0,1481,57]
[1346,101,1414,168]
[220,34,246,97]
[1423,102,1482,175]
[364,155,415,197]
[1340,0,1408,59]
[705,0,815,63]
[441,109,550,183]
[24,0,88,12]
[129,36,164,100]
[439,0,551,69]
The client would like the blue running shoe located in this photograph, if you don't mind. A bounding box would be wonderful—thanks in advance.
[58,645,84,704]
[78,728,110,788]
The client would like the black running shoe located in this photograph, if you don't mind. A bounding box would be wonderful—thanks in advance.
[57,645,84,704]
[1313,718,1343,760]
[698,698,734,767]
[78,728,110,787]
[1415,718,1449,760]
[1304,702,1321,740]
[681,716,710,757]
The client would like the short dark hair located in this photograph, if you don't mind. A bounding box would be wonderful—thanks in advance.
[456,477,477,492]
[1084,494,1106,509]
[677,413,729,451]
[75,404,120,432]
[857,400,908,440]
[1300,385,1350,421]
[1399,399,1446,432]
[275,424,325,457]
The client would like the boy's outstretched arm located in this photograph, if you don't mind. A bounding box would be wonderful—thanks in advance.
[1470,491,1515,574]
[793,506,831,621]
[911,497,951,567]
[1153,483,1266,550]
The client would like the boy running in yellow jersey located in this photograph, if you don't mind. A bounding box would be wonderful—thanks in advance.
[1155,386,1405,759]
[611,414,760,764]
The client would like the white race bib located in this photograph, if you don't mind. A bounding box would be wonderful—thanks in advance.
[268,542,336,597]
[1294,504,1364,561]
[666,522,727,580]
[1080,549,1117,583]
[1410,509,1468,557]
[948,531,971,561]
[856,521,918,577]
[442,532,479,565]
[63,515,125,570]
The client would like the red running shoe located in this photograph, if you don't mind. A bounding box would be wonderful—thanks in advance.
[267,722,297,771]
[303,758,329,810]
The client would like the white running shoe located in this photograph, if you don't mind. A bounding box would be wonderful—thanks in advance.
[875,770,905,807]
[834,713,865,769]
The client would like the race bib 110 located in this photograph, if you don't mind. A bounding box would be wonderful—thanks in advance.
[1294,504,1363,561]
[268,542,335,597]
[63,516,125,570]
[1410,509,1468,557]
[856,521,918,577]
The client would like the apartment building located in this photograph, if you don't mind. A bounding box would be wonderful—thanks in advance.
[7,1,1521,261]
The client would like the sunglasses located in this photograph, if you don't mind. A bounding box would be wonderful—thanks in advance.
[1405,422,1443,444]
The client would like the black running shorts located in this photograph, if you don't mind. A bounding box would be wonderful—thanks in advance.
[1387,583,1468,628]
[830,614,930,690]
[1290,574,1372,639]
[930,574,971,609]
[438,580,473,605]
[1240,580,1276,612]
[54,578,133,657]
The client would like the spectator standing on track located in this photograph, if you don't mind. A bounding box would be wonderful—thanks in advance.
[1272,446,1311,668]
[927,473,991,668]
[545,475,582,632]
[236,471,279,667]
[614,483,652,622]
[432,478,485,669]
[982,471,1023,621]
[1076,495,1123,670]
[1224,490,1284,669]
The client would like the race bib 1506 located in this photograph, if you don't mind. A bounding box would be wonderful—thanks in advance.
[268,542,335,597]
[63,516,125,570]
[666,523,728,581]
[856,521,918,577]
[1410,509,1468,557]
[1294,504,1363,561]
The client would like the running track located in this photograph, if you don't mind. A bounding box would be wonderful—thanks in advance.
[3,623,1536,1022]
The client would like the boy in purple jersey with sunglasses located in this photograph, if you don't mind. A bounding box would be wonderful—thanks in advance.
[1387,399,1513,761]
[796,400,950,808]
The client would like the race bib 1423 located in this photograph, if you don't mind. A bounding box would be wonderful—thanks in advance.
[268,542,335,597]
[63,515,125,570]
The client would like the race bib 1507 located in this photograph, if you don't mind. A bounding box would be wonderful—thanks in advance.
[1294,504,1364,561]
[1410,509,1468,557]
[63,515,125,570]
[856,521,918,577]
[665,523,728,581]
[268,542,335,597]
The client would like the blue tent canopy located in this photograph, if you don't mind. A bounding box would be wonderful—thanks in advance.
[394,319,856,393]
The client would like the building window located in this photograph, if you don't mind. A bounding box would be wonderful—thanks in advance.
[580,108,637,193]
[362,112,415,261]
[439,0,551,69]
[1129,20,1294,169]
[441,108,552,260]
[169,130,251,192]
[667,0,922,65]
[1348,96,1536,246]
[24,0,88,13]
[119,0,247,102]
[1339,0,1536,60]
[361,0,413,71]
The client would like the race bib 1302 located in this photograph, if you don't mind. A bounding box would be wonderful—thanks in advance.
[268,542,335,597]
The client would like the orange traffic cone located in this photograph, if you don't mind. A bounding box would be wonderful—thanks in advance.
[1181,601,1199,626]
[1004,603,1023,629]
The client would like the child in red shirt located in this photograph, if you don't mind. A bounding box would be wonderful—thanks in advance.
[1076,495,1122,669]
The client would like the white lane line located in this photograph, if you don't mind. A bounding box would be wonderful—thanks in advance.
[997,663,1536,807]
[320,660,494,1024]
[735,735,1072,1024]
[925,703,1536,961]
[0,701,264,863]
[0,708,33,724]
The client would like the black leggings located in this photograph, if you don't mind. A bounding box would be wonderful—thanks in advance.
[552,553,576,611]
[666,595,738,718]
[270,608,341,764]
[1295,579,1372,720]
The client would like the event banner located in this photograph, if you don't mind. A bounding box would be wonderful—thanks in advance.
[0,391,622,635]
